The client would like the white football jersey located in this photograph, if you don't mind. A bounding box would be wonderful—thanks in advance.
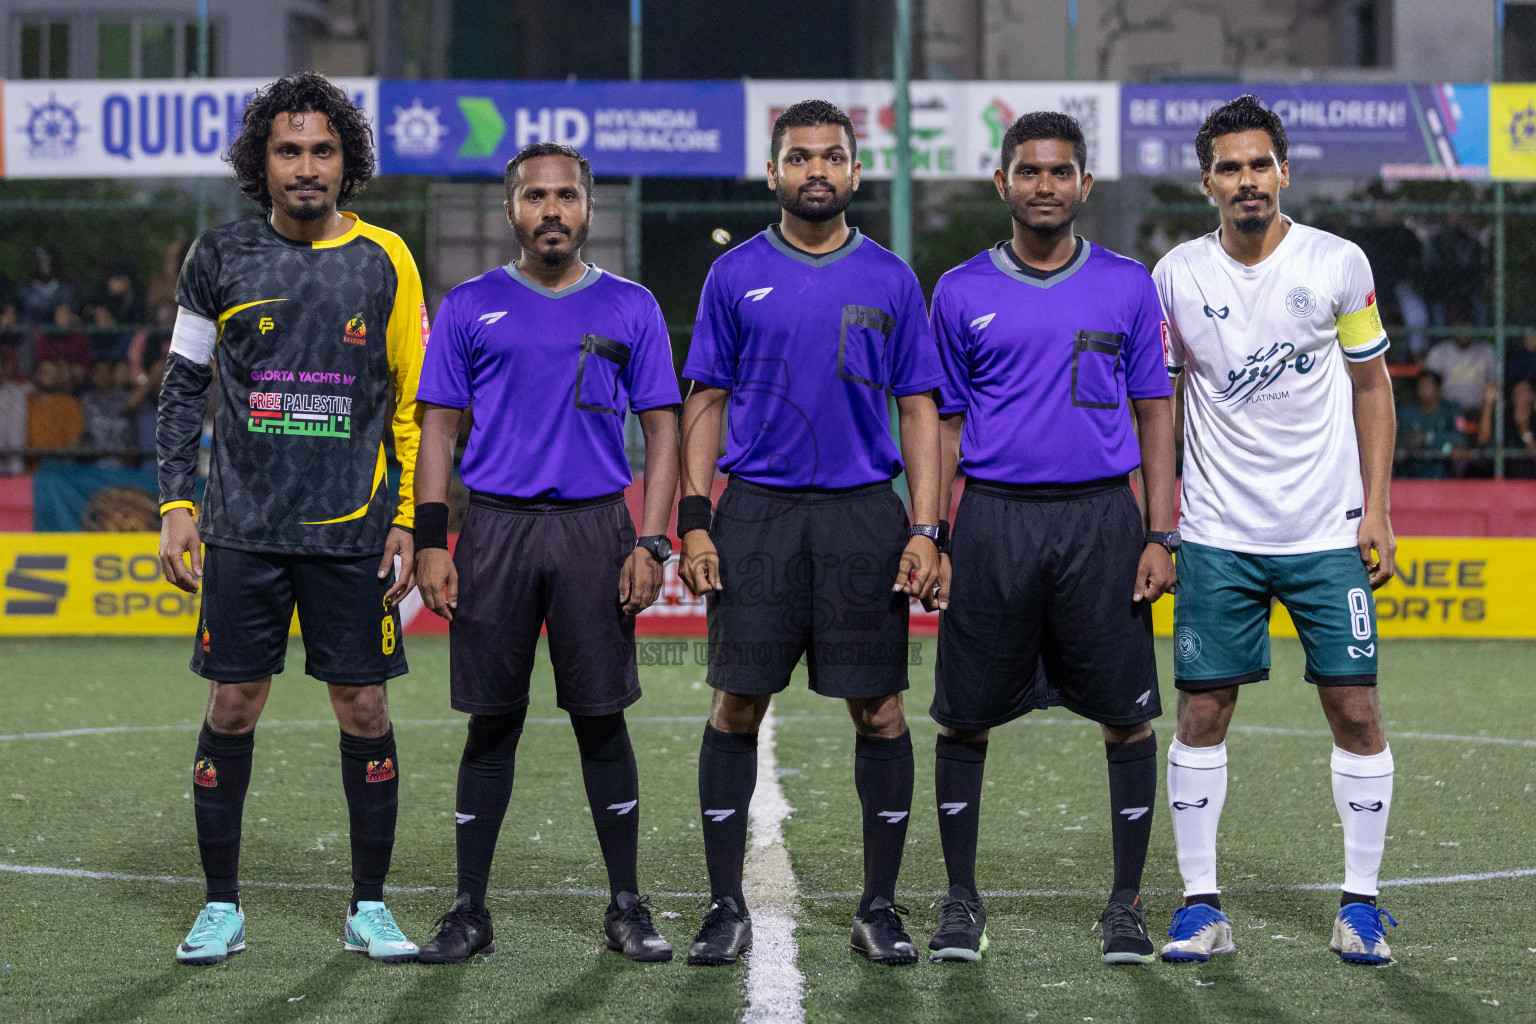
[1154,218,1388,555]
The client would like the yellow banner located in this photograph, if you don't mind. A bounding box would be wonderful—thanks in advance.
[2,533,1535,638]
[1489,84,1536,181]
[0,532,201,635]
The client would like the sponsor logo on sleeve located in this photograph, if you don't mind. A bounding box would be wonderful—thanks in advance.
[420,302,431,347]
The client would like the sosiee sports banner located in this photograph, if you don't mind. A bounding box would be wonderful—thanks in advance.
[376,80,743,178]
[2,533,1530,639]
[2,78,376,179]
[743,80,1121,181]
[1122,83,1489,180]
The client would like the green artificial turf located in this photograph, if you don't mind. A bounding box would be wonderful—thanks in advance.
[0,636,1532,1023]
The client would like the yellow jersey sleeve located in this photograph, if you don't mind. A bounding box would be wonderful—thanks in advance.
[356,221,428,530]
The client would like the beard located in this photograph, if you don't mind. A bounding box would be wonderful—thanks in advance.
[279,186,332,223]
[515,219,590,267]
[1230,191,1275,235]
[775,179,854,223]
[1007,189,1085,238]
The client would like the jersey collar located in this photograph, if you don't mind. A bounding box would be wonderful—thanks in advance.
[265,210,365,249]
[1210,215,1297,276]
[764,225,864,268]
[503,261,602,298]
[987,237,1091,289]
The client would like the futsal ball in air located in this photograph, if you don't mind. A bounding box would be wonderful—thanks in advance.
[711,228,731,246]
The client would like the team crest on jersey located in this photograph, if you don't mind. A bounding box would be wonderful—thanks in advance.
[193,758,218,788]
[344,315,368,345]
[1285,286,1317,318]
[366,758,396,783]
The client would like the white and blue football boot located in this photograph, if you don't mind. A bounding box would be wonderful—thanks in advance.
[1330,904,1396,965]
[1160,903,1236,963]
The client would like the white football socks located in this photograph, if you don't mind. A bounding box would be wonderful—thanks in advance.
[1331,744,1394,897]
[1167,737,1228,898]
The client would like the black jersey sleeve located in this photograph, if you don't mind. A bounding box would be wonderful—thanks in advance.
[156,352,211,513]
[174,233,219,319]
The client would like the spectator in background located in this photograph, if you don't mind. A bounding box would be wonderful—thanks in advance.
[32,303,91,389]
[1353,207,1429,357]
[128,357,164,467]
[0,345,27,475]
[1422,211,1486,325]
[1507,380,1536,479]
[84,265,141,363]
[1505,327,1536,394]
[126,299,176,381]
[81,360,135,468]
[144,239,185,312]
[1424,317,1498,417]
[26,360,84,465]
[18,248,75,325]
[1397,370,1468,479]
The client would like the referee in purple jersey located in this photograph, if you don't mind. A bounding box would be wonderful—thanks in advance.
[924,113,1178,965]
[677,100,944,967]
[410,144,681,964]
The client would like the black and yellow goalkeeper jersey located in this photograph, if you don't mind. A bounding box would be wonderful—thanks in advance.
[157,212,426,557]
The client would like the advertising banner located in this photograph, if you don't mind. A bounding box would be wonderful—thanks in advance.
[1489,83,1536,180]
[4,533,1530,639]
[376,80,743,178]
[743,80,1121,181]
[2,78,376,179]
[1122,83,1489,180]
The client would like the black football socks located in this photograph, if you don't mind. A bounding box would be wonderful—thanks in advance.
[454,709,527,909]
[855,730,914,916]
[339,726,400,913]
[572,712,641,902]
[192,722,254,905]
[934,731,988,897]
[698,724,757,905]
[1106,733,1158,905]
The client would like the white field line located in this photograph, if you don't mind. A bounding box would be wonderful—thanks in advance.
[3,861,1532,905]
[741,706,804,1024]
[4,714,1533,748]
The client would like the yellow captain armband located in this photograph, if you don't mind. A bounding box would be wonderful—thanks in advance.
[1337,301,1389,362]
[159,500,196,517]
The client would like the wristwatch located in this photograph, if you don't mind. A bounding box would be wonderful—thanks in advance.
[910,524,941,546]
[636,535,672,564]
[1145,529,1182,553]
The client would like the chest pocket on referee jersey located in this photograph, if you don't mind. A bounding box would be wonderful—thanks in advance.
[837,305,896,390]
[1071,330,1125,410]
[575,333,631,416]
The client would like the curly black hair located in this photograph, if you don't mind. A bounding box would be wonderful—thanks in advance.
[1000,110,1087,174]
[1195,94,1288,172]
[771,99,857,163]
[226,71,375,210]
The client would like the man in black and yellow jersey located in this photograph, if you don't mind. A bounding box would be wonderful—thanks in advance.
[156,72,425,966]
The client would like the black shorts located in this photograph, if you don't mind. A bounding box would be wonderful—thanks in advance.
[932,477,1161,730]
[449,491,640,717]
[192,545,406,685]
[705,478,911,700]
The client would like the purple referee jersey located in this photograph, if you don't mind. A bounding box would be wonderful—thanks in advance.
[683,227,945,489]
[417,263,681,499]
[930,240,1173,485]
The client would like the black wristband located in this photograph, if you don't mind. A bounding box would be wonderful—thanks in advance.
[677,494,713,536]
[415,502,450,550]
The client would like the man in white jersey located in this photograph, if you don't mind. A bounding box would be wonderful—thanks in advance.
[1152,96,1400,966]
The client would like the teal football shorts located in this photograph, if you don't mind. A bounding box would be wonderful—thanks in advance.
[1172,541,1378,690]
